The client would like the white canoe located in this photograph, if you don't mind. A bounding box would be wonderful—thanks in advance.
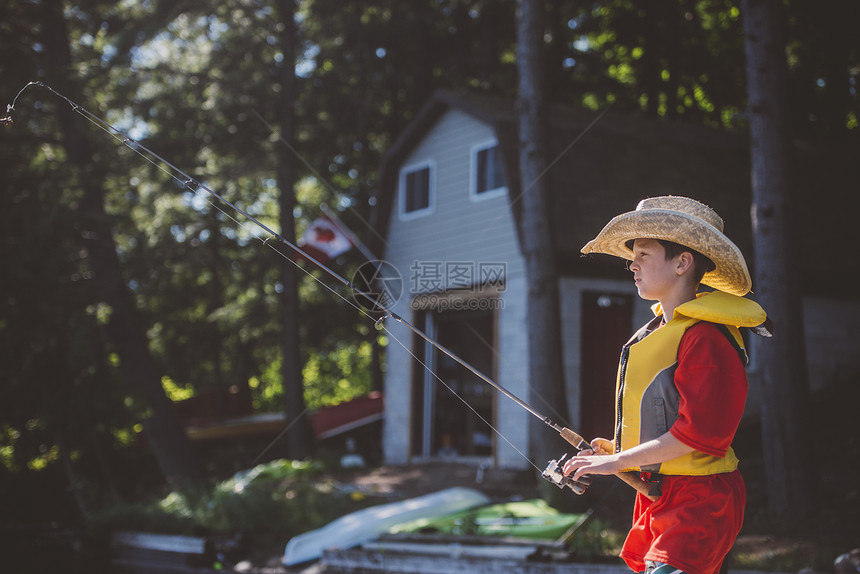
[282,487,490,566]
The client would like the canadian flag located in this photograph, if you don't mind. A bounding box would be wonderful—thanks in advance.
[298,214,353,262]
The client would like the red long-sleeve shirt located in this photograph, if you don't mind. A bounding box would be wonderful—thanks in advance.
[621,321,748,574]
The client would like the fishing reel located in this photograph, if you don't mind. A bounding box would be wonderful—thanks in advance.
[542,453,591,495]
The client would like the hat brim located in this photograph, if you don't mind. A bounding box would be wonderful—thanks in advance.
[581,208,751,296]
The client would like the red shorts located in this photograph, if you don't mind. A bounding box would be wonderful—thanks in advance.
[620,470,746,574]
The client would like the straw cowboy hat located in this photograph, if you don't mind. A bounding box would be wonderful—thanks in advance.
[581,196,752,296]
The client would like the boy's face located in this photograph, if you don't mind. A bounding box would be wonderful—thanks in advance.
[629,238,679,302]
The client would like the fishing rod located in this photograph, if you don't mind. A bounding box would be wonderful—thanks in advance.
[4,81,655,500]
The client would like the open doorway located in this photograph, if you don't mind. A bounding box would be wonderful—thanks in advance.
[410,308,497,460]
[579,292,633,441]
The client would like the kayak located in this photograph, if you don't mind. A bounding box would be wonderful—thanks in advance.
[282,486,490,566]
[389,498,587,540]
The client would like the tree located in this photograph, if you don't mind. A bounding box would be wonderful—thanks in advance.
[3,0,852,521]
[515,0,570,473]
[741,0,810,516]
[275,0,312,459]
[570,1,749,125]
[39,0,200,491]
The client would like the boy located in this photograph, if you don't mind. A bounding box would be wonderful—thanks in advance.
[564,196,770,574]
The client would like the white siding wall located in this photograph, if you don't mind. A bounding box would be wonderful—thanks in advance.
[379,298,416,465]
[384,109,524,277]
[494,275,530,468]
[381,109,528,467]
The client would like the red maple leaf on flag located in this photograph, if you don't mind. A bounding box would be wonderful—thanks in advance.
[297,214,353,263]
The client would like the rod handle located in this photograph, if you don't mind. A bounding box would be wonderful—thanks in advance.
[559,427,587,450]
[616,471,658,501]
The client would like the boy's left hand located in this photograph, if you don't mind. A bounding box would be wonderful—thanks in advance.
[563,451,624,483]
[565,432,696,484]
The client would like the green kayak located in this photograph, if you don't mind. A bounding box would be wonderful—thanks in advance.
[389,499,587,540]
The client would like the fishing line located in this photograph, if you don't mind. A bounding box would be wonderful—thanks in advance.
[250,104,576,453]
[382,326,543,474]
[159,162,538,469]
[247,107,387,251]
[12,81,660,499]
[207,195,537,468]
[7,81,554,472]
[10,81,401,462]
[461,319,570,429]
[520,104,612,200]
[452,105,613,428]
[251,103,583,434]
[218,195,542,471]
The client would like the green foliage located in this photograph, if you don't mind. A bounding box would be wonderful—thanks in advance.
[88,459,621,562]
[1,0,856,531]
[90,459,380,547]
[732,544,836,574]
[205,459,331,534]
[251,338,377,411]
[162,376,195,402]
[302,340,375,410]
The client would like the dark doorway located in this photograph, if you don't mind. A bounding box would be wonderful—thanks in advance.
[580,292,633,442]
[411,308,497,458]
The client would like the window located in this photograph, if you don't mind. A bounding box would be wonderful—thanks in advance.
[471,141,506,200]
[399,161,435,219]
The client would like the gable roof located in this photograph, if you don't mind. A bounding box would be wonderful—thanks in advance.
[369,90,519,259]
[370,90,859,298]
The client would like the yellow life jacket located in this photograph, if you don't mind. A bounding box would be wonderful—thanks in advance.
[614,291,766,476]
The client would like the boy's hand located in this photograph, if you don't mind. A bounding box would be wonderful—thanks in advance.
[563,453,625,482]
[565,432,695,494]
[589,438,615,455]
[563,438,625,482]
[573,437,613,456]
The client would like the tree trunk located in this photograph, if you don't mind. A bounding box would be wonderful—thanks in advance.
[208,209,226,418]
[41,0,199,491]
[515,0,570,473]
[741,0,811,516]
[275,0,312,460]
